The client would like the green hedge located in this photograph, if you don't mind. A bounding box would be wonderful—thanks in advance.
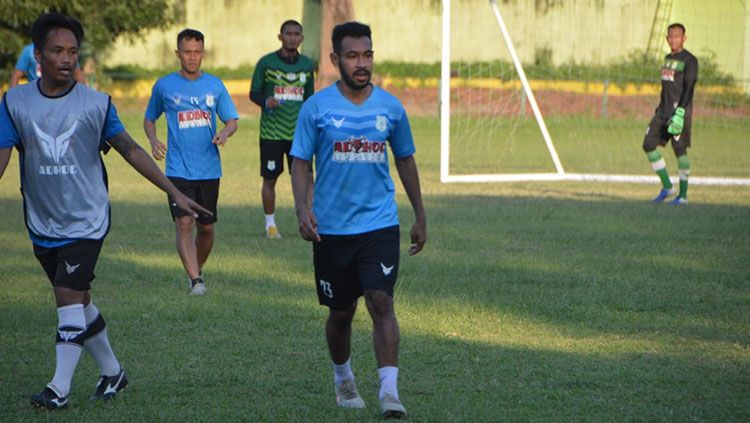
[102,50,738,88]
[102,64,255,80]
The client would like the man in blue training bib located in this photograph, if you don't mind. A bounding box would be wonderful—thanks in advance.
[0,13,208,410]
[144,28,239,296]
[291,21,427,419]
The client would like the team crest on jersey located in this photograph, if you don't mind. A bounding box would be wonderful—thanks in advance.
[206,94,214,107]
[172,95,181,105]
[33,121,79,175]
[333,136,386,163]
[287,72,297,81]
[375,115,388,132]
[300,72,307,83]
[178,110,212,129]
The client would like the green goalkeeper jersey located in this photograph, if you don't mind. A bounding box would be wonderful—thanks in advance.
[251,50,315,140]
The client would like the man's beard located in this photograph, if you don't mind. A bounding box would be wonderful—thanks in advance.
[339,62,370,91]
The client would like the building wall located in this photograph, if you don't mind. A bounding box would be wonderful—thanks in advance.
[105,0,305,70]
[103,0,747,83]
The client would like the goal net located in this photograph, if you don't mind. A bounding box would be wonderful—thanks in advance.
[440,0,750,186]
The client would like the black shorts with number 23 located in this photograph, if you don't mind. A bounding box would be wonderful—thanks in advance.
[313,225,400,311]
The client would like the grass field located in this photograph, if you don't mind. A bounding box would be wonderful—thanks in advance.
[449,116,750,177]
[1,110,749,421]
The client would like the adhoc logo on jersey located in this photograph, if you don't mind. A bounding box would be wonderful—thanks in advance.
[333,136,386,163]
[178,110,212,129]
[32,121,78,176]
[273,86,304,102]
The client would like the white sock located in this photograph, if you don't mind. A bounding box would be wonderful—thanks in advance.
[332,357,355,385]
[378,366,399,400]
[83,302,121,376]
[49,304,86,397]
[265,214,276,229]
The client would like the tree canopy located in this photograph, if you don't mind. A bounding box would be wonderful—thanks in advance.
[0,0,181,83]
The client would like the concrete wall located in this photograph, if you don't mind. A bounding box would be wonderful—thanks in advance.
[105,0,305,70]
[103,0,747,84]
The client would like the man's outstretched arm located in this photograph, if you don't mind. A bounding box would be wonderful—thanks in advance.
[107,130,210,218]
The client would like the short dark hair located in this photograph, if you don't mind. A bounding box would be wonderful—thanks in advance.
[331,21,371,55]
[177,28,204,47]
[280,19,302,34]
[31,13,84,50]
[667,23,686,34]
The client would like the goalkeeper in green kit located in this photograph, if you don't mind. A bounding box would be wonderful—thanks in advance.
[642,23,698,205]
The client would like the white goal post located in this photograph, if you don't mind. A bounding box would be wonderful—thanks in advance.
[439,0,750,186]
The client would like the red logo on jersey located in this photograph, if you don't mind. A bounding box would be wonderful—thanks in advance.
[273,86,304,101]
[178,110,212,129]
[661,68,675,82]
[333,136,386,163]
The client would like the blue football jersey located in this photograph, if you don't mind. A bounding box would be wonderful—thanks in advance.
[145,72,239,180]
[15,44,41,81]
[291,84,416,235]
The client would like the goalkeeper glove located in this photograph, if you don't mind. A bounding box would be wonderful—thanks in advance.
[667,107,685,136]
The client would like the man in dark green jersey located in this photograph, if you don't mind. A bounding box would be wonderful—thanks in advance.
[250,19,315,238]
[643,23,698,205]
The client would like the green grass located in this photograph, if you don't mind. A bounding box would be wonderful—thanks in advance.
[1,110,749,421]
[449,116,750,177]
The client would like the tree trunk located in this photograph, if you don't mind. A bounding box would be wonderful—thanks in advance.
[317,0,355,88]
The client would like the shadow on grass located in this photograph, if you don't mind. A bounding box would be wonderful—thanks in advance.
[0,193,748,420]
[405,193,750,342]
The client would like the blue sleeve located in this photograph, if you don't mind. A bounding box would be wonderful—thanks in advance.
[216,82,239,122]
[14,46,32,71]
[0,99,20,148]
[102,102,126,143]
[290,101,316,160]
[144,82,163,122]
[389,107,416,158]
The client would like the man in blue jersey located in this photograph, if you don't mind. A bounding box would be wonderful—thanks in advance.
[144,29,239,296]
[291,21,426,419]
[9,42,86,87]
[0,13,208,410]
